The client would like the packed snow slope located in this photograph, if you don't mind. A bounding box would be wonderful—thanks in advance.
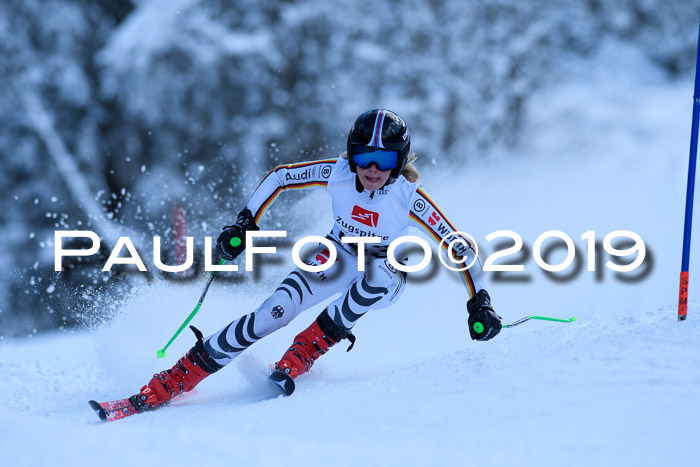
[1,45,699,467]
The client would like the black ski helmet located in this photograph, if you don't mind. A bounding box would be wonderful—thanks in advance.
[347,109,411,178]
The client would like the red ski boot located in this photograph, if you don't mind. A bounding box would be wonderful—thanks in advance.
[131,326,222,411]
[269,309,354,395]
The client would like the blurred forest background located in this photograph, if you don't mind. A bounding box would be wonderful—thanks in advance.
[0,0,697,336]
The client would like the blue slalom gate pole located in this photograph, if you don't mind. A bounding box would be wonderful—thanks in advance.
[679,17,700,321]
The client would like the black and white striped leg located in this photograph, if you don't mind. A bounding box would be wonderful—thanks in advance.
[203,312,263,365]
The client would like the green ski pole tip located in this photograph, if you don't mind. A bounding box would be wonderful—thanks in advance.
[473,322,484,333]
[570,317,578,322]
[229,237,241,247]
[156,349,166,359]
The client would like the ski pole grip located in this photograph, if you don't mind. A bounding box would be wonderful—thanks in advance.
[473,322,484,334]
[230,237,241,247]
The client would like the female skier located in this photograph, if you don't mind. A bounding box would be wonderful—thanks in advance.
[130,109,501,409]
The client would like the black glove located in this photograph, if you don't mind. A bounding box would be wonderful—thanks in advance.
[467,289,502,341]
[216,208,260,261]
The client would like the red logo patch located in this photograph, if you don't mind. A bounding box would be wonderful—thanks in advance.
[315,248,331,264]
[428,211,441,226]
[351,205,379,227]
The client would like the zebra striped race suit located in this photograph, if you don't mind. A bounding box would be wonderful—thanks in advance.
[203,156,483,366]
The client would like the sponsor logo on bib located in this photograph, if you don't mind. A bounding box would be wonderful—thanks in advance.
[351,205,379,228]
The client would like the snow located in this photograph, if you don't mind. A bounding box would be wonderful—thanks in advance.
[2,43,700,466]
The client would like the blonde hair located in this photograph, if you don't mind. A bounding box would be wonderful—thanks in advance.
[401,153,420,182]
[340,151,420,183]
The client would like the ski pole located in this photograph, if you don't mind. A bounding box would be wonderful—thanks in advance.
[501,315,577,329]
[156,237,241,358]
[471,315,577,334]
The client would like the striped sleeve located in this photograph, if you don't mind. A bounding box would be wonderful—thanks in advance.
[246,159,337,223]
[407,187,483,298]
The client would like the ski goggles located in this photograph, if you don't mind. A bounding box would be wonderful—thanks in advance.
[350,145,399,171]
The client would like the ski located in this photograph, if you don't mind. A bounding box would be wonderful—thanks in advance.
[88,397,143,423]
[90,374,291,422]
[268,370,296,396]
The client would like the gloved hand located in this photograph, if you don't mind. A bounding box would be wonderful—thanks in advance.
[216,208,260,260]
[467,289,502,341]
